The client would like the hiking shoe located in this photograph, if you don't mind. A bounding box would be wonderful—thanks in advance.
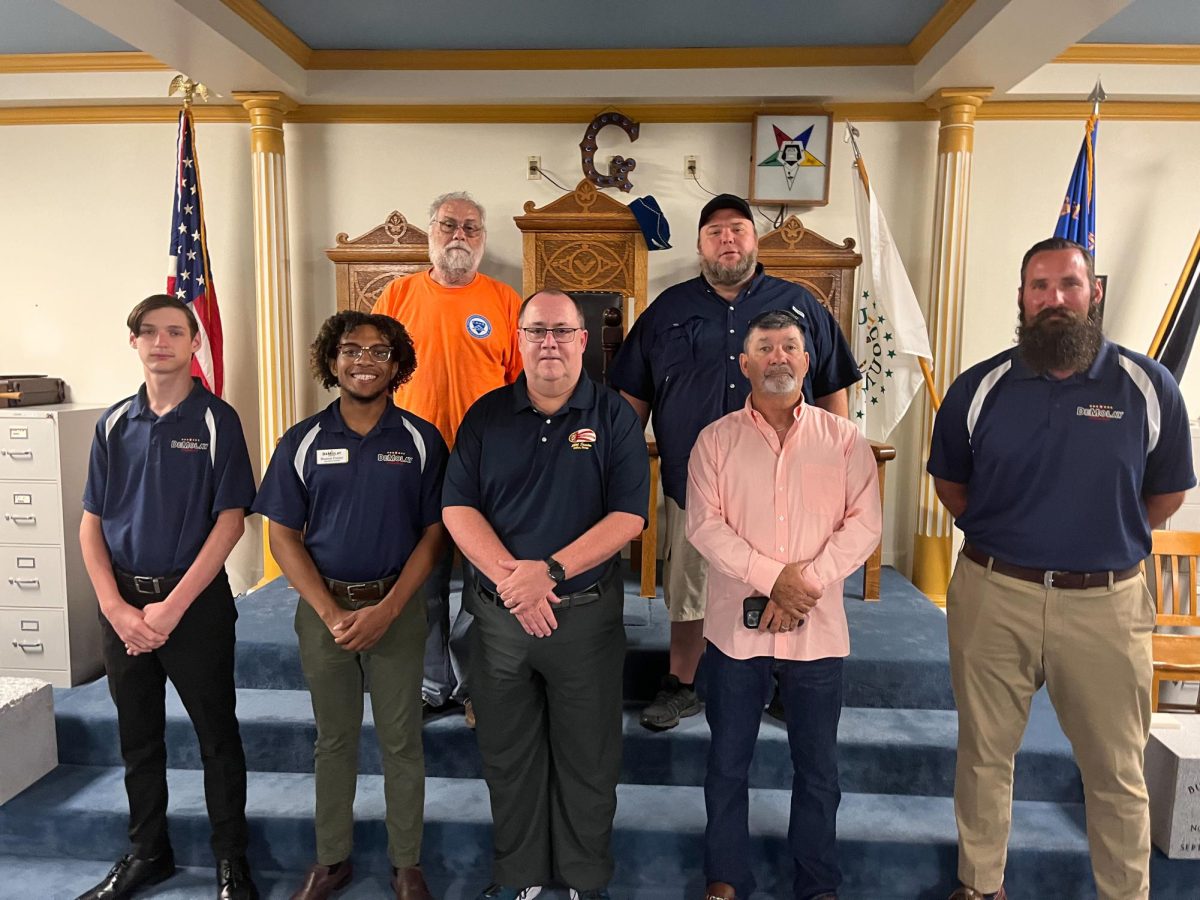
[640,673,701,731]
[474,885,542,900]
[570,891,611,900]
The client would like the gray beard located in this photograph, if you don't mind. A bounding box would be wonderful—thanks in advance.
[762,372,798,394]
[1017,306,1103,374]
[431,245,478,284]
[701,250,757,287]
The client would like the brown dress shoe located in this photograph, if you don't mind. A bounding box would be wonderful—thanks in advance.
[704,883,737,900]
[948,885,1007,900]
[290,861,353,900]
[392,866,433,900]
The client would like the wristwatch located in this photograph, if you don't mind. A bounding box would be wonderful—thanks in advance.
[545,557,566,584]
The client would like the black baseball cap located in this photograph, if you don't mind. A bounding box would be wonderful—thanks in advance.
[698,193,754,229]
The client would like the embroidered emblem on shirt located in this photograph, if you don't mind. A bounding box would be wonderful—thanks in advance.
[316,448,349,464]
[1076,403,1125,421]
[377,451,414,464]
[569,428,597,450]
[170,438,209,453]
[465,314,493,339]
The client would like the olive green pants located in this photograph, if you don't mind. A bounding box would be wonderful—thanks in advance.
[295,594,426,868]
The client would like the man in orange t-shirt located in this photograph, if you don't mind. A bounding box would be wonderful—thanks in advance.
[372,191,522,720]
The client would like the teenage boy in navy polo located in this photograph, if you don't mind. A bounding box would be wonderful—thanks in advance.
[76,294,258,900]
[444,290,649,900]
[254,310,447,900]
[608,193,860,731]
[929,238,1195,900]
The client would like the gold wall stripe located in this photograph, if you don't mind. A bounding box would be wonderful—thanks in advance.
[3,100,1200,128]
[1055,43,1200,65]
[0,52,167,73]
[220,0,312,68]
[307,45,913,71]
[908,0,976,64]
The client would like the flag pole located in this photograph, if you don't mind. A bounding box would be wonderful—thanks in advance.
[1148,227,1200,358]
[846,123,941,411]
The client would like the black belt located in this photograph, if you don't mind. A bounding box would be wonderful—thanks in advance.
[962,543,1139,590]
[114,568,183,599]
[324,574,399,610]
[477,580,604,610]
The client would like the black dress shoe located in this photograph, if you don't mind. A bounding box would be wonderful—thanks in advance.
[74,851,176,900]
[217,856,260,900]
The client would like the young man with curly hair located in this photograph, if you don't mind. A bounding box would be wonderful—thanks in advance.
[254,310,448,900]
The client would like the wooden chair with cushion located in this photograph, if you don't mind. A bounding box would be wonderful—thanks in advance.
[1146,529,1200,712]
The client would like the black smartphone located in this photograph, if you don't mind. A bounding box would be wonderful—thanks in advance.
[742,595,768,629]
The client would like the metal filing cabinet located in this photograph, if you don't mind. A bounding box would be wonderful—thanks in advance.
[0,404,104,686]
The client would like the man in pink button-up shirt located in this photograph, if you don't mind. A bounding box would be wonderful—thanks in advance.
[686,309,881,900]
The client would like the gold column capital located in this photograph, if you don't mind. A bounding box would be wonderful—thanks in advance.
[232,91,298,154]
[925,87,992,154]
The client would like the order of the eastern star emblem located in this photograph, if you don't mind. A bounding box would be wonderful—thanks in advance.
[757,124,826,190]
[465,314,492,339]
[569,428,597,450]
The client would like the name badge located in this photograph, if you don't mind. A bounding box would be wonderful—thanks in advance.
[316,448,349,465]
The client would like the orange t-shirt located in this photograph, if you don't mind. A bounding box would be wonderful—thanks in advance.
[371,269,523,448]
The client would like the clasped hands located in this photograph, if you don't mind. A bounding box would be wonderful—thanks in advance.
[496,558,559,638]
[109,598,181,656]
[762,562,823,634]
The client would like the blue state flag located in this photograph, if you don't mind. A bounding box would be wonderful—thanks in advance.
[1054,115,1098,257]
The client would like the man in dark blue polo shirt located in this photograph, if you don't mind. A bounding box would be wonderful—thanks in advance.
[608,193,861,730]
[76,294,258,900]
[444,290,649,900]
[928,238,1195,900]
[254,311,447,900]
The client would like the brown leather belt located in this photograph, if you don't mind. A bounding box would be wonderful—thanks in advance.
[962,543,1139,590]
[324,574,399,610]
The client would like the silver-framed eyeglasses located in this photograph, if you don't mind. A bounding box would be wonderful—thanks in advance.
[433,218,484,238]
[520,327,582,343]
[337,344,394,362]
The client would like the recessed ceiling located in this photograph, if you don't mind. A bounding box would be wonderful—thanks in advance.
[0,0,133,54]
[1082,0,1200,43]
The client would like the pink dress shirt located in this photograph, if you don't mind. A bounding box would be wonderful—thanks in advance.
[686,397,882,661]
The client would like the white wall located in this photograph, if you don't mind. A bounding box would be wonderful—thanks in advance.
[2,115,1196,591]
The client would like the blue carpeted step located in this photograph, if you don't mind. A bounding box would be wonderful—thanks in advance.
[231,568,956,708]
[54,682,1082,803]
[1,767,1193,899]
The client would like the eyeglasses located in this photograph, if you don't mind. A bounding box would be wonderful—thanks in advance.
[337,344,394,362]
[520,327,582,343]
[433,218,484,238]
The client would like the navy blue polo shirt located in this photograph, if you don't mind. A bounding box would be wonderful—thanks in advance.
[83,378,256,576]
[608,264,860,506]
[253,400,447,583]
[928,341,1195,571]
[443,372,650,595]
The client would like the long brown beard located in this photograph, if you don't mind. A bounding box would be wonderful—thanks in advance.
[1017,305,1103,374]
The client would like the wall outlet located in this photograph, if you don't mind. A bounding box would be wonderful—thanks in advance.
[527,156,541,180]
[684,155,698,179]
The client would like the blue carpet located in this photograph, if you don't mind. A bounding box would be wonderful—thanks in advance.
[4,566,1197,898]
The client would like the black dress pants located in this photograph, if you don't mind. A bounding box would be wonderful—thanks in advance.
[99,569,249,861]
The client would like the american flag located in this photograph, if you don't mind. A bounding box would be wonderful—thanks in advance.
[167,107,223,395]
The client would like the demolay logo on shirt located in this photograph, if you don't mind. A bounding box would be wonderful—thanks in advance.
[1076,403,1125,421]
[377,451,415,464]
[569,428,597,450]
[170,437,209,453]
[465,314,492,339]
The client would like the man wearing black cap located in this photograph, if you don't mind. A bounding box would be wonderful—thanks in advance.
[609,193,860,731]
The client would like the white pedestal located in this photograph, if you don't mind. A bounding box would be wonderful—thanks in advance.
[0,676,57,805]
[1146,714,1200,859]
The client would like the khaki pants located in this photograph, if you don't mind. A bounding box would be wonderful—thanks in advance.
[664,496,708,622]
[947,553,1154,900]
[295,593,426,868]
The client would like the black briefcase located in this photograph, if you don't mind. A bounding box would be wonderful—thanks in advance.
[0,375,66,407]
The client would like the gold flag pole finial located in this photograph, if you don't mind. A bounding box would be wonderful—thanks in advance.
[168,75,210,108]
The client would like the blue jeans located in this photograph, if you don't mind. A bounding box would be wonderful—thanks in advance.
[421,545,474,705]
[704,643,843,900]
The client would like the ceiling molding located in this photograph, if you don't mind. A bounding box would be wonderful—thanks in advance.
[0,104,247,125]
[908,0,976,63]
[1055,43,1200,65]
[0,52,167,73]
[306,45,914,71]
[976,100,1200,119]
[220,0,311,68]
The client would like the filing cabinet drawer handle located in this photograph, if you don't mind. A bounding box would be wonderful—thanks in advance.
[2,450,34,460]
[9,578,40,588]
[12,640,44,652]
[4,515,36,525]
